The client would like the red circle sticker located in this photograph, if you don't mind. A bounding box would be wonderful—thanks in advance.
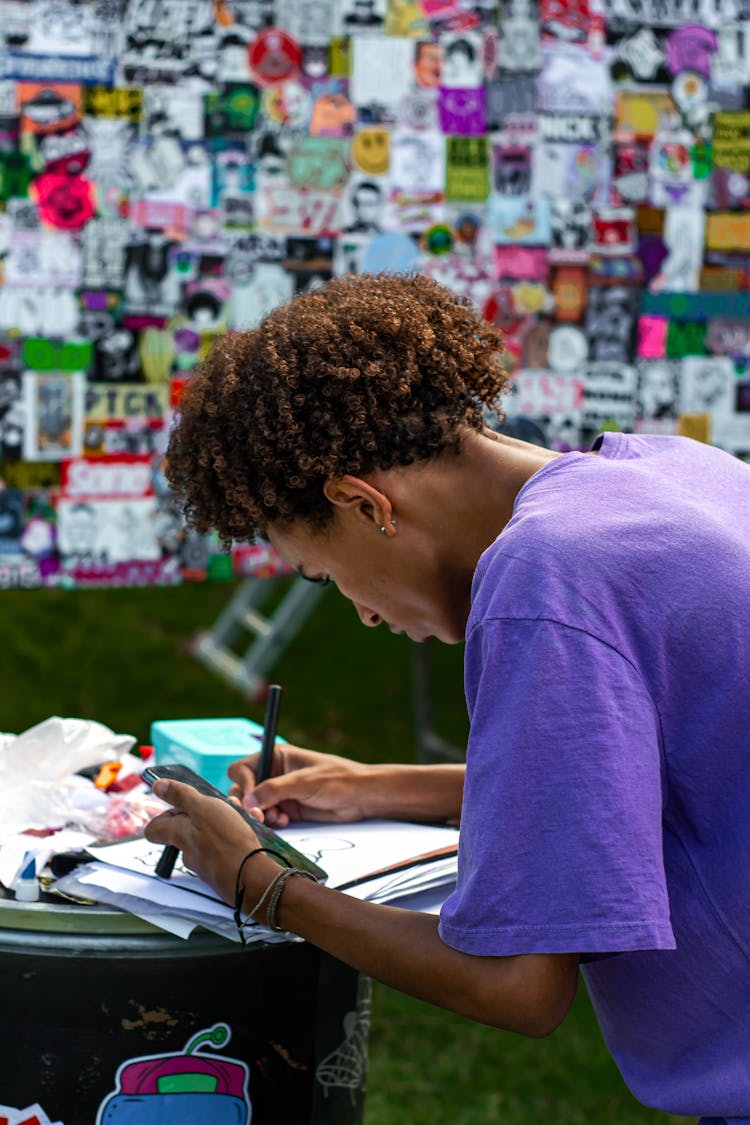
[248,29,302,86]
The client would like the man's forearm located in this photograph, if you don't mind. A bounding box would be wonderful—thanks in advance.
[365,763,465,822]
[271,875,578,1036]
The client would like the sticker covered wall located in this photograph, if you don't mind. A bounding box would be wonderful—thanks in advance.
[0,0,749,589]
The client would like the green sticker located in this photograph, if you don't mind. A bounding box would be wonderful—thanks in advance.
[445,136,490,203]
[22,337,93,373]
[666,320,707,358]
[691,142,713,180]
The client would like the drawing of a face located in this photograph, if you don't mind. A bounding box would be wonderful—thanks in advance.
[413,41,442,88]
[351,128,389,175]
[311,92,356,137]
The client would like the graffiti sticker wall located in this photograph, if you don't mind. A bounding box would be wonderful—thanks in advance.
[0,0,749,588]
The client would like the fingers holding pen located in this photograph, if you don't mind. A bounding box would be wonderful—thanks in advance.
[227,743,294,823]
[226,743,377,824]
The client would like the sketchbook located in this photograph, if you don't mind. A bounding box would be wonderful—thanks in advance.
[53,819,460,942]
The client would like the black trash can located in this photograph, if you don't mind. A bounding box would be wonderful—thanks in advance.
[0,892,369,1124]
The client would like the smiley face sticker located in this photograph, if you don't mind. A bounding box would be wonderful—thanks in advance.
[351,127,390,175]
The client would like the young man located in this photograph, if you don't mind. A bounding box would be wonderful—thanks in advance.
[147,274,750,1124]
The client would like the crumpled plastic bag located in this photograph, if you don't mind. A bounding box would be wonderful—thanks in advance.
[100,792,169,840]
[0,716,135,836]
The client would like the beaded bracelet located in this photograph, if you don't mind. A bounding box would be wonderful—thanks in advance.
[266,867,320,932]
[237,868,289,943]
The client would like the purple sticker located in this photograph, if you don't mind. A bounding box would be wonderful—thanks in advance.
[437,87,486,136]
[638,232,669,283]
[664,25,717,79]
[81,289,110,311]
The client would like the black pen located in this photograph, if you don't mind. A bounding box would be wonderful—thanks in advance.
[257,683,282,784]
[155,844,179,879]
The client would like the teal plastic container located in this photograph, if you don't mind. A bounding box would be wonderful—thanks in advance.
[150,718,283,793]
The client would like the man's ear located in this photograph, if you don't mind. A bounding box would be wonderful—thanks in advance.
[323,475,396,534]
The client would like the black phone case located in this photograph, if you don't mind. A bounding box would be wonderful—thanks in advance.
[143,763,327,881]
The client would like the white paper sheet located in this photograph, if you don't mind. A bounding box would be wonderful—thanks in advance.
[56,819,461,940]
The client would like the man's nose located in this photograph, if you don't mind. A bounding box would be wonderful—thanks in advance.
[354,602,382,628]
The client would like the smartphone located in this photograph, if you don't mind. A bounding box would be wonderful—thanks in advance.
[143,762,327,881]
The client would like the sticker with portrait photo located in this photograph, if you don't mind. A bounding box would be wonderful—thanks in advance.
[22,370,85,461]
[636,359,679,422]
[441,31,483,88]
[412,40,443,89]
[123,232,184,318]
[343,175,388,234]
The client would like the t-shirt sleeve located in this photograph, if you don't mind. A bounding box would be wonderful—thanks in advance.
[439,617,676,957]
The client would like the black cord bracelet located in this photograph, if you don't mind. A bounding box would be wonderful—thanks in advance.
[233,847,291,939]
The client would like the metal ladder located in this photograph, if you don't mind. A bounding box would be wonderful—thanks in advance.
[191,577,465,764]
[190,575,328,701]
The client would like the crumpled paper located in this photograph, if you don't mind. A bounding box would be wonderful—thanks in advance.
[0,716,135,836]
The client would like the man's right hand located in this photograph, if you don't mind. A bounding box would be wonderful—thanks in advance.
[227,743,380,827]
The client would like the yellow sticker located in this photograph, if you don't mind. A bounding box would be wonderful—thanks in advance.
[351,127,390,175]
[677,413,711,444]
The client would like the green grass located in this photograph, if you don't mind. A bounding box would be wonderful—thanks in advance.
[0,580,695,1125]
[366,984,693,1125]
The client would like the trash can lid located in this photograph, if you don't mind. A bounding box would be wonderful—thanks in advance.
[0,887,162,935]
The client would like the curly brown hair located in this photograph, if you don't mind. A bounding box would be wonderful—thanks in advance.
[166,272,510,542]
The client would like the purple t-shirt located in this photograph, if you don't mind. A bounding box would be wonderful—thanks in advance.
[438,433,750,1118]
